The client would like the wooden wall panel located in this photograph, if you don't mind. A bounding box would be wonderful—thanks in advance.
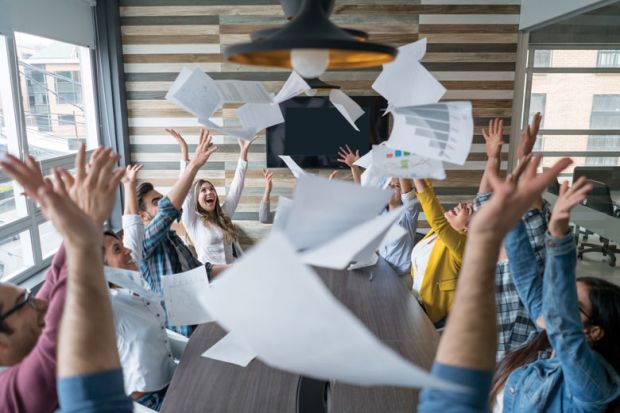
[119,0,520,247]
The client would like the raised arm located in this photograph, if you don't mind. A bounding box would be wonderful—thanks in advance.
[166,128,189,162]
[478,118,504,194]
[259,168,275,224]
[413,179,465,260]
[518,113,543,210]
[221,138,253,216]
[122,164,143,216]
[337,145,361,184]
[419,156,572,412]
[167,129,217,210]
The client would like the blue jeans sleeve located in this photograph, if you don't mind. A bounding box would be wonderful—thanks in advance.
[57,369,133,413]
[418,362,494,413]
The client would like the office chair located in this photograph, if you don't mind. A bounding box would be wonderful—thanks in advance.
[576,179,618,267]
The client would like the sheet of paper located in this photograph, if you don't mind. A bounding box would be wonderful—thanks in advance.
[236,102,284,132]
[202,231,452,389]
[166,68,221,119]
[353,149,373,169]
[372,39,446,108]
[329,89,365,131]
[300,206,404,269]
[104,266,156,299]
[347,253,379,270]
[198,118,258,141]
[202,332,257,367]
[387,102,473,165]
[360,163,391,189]
[215,80,273,104]
[283,175,392,250]
[273,71,311,104]
[162,266,215,326]
[371,144,446,180]
[272,196,293,230]
[278,155,308,178]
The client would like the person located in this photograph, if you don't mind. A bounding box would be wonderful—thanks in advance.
[1,146,133,413]
[259,168,275,224]
[167,128,255,265]
[476,114,553,360]
[491,175,620,412]
[336,146,421,277]
[418,154,573,412]
[411,178,471,325]
[131,129,227,336]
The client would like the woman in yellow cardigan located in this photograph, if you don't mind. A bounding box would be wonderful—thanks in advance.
[411,179,472,326]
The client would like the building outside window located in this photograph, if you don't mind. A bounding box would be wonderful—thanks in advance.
[597,50,620,67]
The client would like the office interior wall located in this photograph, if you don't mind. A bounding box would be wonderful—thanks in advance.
[118,0,521,246]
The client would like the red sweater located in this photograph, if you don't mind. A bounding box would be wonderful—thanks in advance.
[0,245,66,413]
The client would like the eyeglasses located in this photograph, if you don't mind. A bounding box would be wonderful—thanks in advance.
[0,290,35,324]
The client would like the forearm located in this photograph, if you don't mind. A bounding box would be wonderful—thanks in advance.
[400,178,413,194]
[122,182,139,215]
[351,166,361,184]
[413,178,428,193]
[212,264,230,278]
[58,245,120,378]
[478,158,497,194]
[168,161,201,210]
[436,233,499,371]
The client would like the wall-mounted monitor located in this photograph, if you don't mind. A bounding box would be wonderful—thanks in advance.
[266,96,389,169]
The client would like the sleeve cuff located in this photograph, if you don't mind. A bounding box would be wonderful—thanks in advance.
[121,214,142,228]
[238,158,248,169]
[545,231,575,256]
[57,369,133,413]
[473,192,492,212]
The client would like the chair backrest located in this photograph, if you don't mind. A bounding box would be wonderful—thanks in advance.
[133,401,157,413]
[573,166,620,190]
[583,179,614,215]
[166,328,189,361]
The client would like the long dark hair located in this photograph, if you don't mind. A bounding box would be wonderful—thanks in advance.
[491,277,620,408]
[191,179,237,244]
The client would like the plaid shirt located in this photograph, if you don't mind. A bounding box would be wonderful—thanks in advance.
[139,196,202,337]
[474,193,551,361]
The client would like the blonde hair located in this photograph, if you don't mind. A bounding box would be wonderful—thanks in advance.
[191,179,238,244]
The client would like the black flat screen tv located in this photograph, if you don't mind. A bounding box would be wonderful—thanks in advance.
[266,95,389,169]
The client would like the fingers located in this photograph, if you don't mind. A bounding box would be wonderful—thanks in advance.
[482,128,489,141]
[109,167,126,193]
[52,168,70,198]
[535,157,572,192]
[558,180,569,197]
[328,170,338,180]
[345,144,352,154]
[511,154,532,181]
[75,144,87,182]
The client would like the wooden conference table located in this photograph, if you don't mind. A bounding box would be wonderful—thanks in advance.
[161,258,439,413]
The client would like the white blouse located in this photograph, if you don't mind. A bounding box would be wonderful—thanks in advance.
[411,233,438,295]
[181,159,248,265]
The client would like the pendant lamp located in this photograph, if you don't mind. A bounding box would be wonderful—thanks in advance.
[224,0,397,79]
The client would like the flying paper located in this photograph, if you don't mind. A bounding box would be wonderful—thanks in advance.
[387,102,473,166]
[371,144,446,180]
[236,102,284,132]
[198,118,257,140]
[272,196,293,230]
[372,38,446,108]
[161,266,215,326]
[104,266,157,299]
[274,71,312,104]
[283,175,392,250]
[278,155,308,178]
[201,231,453,389]
[202,332,257,367]
[300,206,405,269]
[329,89,365,131]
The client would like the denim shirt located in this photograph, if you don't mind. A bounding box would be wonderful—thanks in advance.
[504,222,620,412]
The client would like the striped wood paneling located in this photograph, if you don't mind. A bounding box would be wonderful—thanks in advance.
[119,0,520,246]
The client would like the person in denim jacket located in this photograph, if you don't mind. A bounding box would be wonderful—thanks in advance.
[493,176,620,412]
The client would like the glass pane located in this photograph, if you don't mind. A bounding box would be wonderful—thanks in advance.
[531,73,620,130]
[533,49,620,68]
[540,156,620,183]
[536,135,620,153]
[0,179,28,226]
[38,221,62,258]
[15,32,98,161]
[0,230,34,281]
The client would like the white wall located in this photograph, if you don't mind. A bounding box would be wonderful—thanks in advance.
[519,0,613,31]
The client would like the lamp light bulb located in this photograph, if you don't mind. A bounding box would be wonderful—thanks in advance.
[291,49,329,79]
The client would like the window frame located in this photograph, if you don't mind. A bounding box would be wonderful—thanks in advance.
[0,32,101,284]
[519,43,620,178]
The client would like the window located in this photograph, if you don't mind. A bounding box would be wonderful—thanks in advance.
[533,49,551,68]
[524,47,620,179]
[0,32,100,283]
[597,50,620,67]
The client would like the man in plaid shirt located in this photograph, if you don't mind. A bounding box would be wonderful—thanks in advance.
[478,114,550,360]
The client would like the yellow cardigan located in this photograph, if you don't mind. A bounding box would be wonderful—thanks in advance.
[411,182,467,323]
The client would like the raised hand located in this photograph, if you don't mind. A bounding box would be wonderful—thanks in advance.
[549,177,591,238]
[328,170,339,181]
[0,154,47,203]
[165,128,189,161]
[517,112,542,161]
[481,118,504,159]
[190,129,218,167]
[56,145,125,226]
[262,168,273,194]
[238,136,260,161]
[470,155,572,239]
[121,164,143,185]
[337,145,360,168]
